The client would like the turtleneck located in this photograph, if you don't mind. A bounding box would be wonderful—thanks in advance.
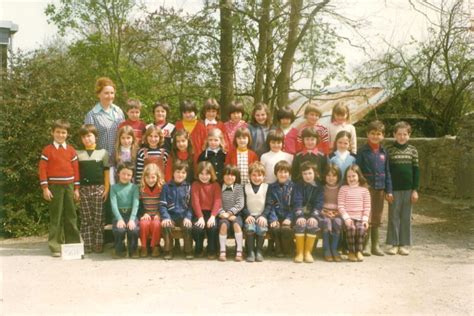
[394,142,409,149]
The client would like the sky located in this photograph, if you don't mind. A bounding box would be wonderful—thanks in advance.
[0,0,449,86]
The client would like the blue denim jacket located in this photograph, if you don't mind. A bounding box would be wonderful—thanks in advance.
[292,181,324,219]
[356,144,393,193]
[263,180,295,223]
[159,180,192,221]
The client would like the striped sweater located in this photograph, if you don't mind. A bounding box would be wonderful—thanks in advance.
[337,185,371,222]
[221,183,245,215]
[135,146,169,184]
[139,184,162,217]
[39,143,80,189]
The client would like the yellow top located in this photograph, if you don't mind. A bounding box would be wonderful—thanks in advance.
[183,119,198,133]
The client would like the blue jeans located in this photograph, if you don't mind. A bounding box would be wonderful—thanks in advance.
[112,216,139,255]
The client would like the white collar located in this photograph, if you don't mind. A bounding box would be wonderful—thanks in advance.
[336,150,349,160]
[205,118,218,125]
[53,141,67,149]
[222,184,234,192]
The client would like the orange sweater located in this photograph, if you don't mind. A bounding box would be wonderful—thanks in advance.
[39,144,80,189]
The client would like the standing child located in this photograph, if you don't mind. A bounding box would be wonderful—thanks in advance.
[263,160,295,257]
[198,128,227,183]
[118,99,147,145]
[248,102,273,158]
[160,161,193,260]
[139,163,164,258]
[218,165,245,262]
[135,125,169,184]
[285,104,329,155]
[39,119,81,257]
[175,100,207,161]
[191,162,222,259]
[260,129,294,184]
[223,101,248,152]
[292,162,324,263]
[327,102,357,153]
[385,121,419,255]
[165,129,195,183]
[292,127,328,182]
[225,127,258,185]
[77,124,110,253]
[275,107,297,154]
[147,102,175,151]
[329,130,356,184]
[338,164,371,262]
[201,98,230,143]
[321,164,343,262]
[111,125,139,185]
[110,162,140,258]
[356,120,393,256]
[242,162,269,262]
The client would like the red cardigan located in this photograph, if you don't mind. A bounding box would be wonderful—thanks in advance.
[191,181,222,217]
[225,148,259,166]
[175,120,207,161]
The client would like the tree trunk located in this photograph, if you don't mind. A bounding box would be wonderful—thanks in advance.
[219,0,234,120]
[254,0,271,104]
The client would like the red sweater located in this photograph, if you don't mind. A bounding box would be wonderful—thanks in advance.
[175,120,207,161]
[290,122,330,155]
[337,185,371,222]
[39,143,80,189]
[118,119,147,144]
[224,148,259,166]
[191,181,222,217]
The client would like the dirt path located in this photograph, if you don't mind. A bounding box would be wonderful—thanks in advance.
[1,195,473,315]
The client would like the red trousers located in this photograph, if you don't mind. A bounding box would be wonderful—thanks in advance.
[139,217,161,248]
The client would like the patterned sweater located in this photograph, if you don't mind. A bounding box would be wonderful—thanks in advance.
[386,142,420,191]
[39,143,80,189]
[337,185,371,222]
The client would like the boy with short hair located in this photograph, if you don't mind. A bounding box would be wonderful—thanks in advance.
[291,127,328,183]
[242,162,269,262]
[356,120,393,256]
[77,124,110,253]
[263,160,295,257]
[385,121,419,255]
[260,129,294,184]
[39,119,81,257]
[159,160,193,260]
[118,98,147,144]
[285,104,329,155]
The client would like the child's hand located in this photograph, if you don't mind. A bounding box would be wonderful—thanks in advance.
[141,213,151,221]
[102,189,109,202]
[296,218,306,226]
[282,219,291,226]
[270,221,278,228]
[161,219,173,228]
[411,191,419,203]
[195,217,205,229]
[127,220,136,231]
[256,216,267,227]
[245,216,256,224]
[153,215,160,221]
[307,218,317,228]
[183,218,192,228]
[219,212,229,219]
[42,188,53,201]
[228,215,236,222]
[73,189,80,202]
[117,220,126,229]
[362,221,369,229]
[344,219,353,228]
[385,193,394,203]
[207,216,216,228]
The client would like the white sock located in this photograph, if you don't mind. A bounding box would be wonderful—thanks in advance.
[219,234,227,252]
[234,232,243,252]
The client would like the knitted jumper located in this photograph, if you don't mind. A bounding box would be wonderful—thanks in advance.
[386,142,420,191]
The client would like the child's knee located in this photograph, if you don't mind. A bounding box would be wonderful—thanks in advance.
[255,225,267,236]
[244,222,256,233]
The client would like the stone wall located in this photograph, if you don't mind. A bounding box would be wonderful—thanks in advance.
[356,113,474,200]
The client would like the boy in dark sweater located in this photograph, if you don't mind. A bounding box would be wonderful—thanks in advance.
[356,120,393,256]
[39,119,81,257]
[385,121,419,255]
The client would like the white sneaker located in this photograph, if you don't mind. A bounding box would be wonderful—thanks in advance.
[398,246,410,255]
[386,245,398,255]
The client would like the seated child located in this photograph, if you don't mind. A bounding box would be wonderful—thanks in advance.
[160,160,193,260]
[218,165,245,262]
[338,165,371,262]
[263,160,295,257]
[292,162,324,263]
[139,163,164,258]
[118,98,147,145]
[242,162,269,262]
[191,162,222,259]
[110,162,140,258]
[260,129,294,184]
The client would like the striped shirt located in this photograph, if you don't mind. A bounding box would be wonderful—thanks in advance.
[135,147,169,184]
[39,143,80,188]
[140,184,162,217]
[85,103,125,159]
[221,184,245,215]
[337,185,371,222]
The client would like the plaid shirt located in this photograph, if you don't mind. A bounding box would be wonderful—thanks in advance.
[237,150,250,184]
[85,103,125,159]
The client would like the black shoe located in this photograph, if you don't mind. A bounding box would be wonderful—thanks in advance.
[246,250,255,262]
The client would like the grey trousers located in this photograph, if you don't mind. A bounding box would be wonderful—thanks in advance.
[386,190,413,246]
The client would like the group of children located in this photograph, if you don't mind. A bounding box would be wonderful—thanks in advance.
[39,95,419,263]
